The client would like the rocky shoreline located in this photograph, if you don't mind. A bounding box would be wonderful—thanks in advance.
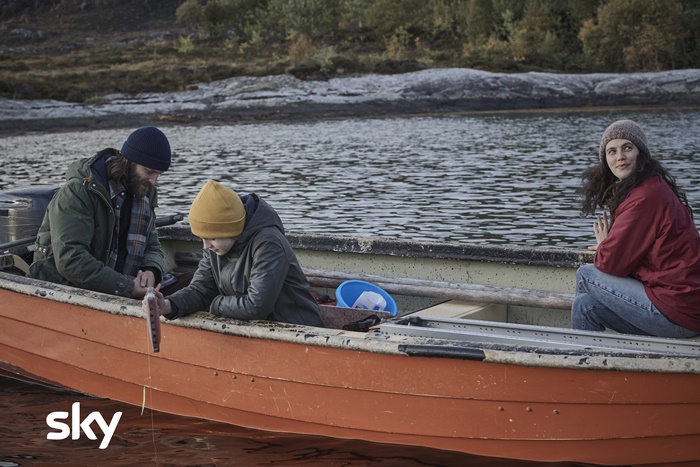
[2,68,700,136]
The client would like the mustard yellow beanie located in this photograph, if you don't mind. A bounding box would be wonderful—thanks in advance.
[188,180,246,238]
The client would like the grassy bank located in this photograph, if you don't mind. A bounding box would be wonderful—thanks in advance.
[2,0,698,104]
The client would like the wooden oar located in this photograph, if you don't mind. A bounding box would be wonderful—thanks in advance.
[175,253,574,310]
[172,252,575,309]
[303,268,575,310]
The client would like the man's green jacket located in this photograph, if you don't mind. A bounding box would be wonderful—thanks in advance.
[27,150,165,297]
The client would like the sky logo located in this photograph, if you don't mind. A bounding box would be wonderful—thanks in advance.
[46,402,122,449]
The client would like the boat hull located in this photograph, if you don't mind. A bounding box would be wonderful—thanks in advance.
[1,275,699,466]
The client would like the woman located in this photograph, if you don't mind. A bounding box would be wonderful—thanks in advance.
[571,119,700,338]
[147,180,325,327]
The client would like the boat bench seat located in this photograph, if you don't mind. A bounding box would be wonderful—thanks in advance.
[413,300,507,321]
[414,300,700,341]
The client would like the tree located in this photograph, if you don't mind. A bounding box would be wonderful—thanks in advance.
[176,0,264,41]
[265,0,341,38]
[363,0,431,37]
[456,0,498,45]
[338,0,374,30]
[579,0,685,71]
[510,0,551,62]
[510,0,600,69]
[674,0,700,69]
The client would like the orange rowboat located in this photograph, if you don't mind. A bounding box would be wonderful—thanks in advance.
[1,221,699,466]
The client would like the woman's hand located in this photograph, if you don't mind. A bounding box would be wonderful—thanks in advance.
[588,211,610,251]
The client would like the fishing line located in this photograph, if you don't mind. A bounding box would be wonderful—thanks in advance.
[144,326,159,465]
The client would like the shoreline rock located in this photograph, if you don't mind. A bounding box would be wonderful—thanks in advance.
[2,68,699,135]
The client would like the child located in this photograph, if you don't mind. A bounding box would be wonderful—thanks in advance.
[149,180,325,327]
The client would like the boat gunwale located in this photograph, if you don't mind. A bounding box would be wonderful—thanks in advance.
[158,225,594,269]
[2,271,698,375]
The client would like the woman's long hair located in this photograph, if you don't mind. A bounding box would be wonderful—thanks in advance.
[578,148,693,222]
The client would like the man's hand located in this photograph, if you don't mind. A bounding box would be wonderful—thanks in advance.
[131,270,157,298]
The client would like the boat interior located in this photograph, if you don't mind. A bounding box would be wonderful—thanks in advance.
[0,185,577,333]
[1,183,698,358]
[165,250,531,326]
[163,250,700,356]
[3,236,700,358]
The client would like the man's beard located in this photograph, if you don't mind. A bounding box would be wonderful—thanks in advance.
[126,164,151,198]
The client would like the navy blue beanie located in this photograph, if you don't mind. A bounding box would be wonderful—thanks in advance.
[120,126,171,171]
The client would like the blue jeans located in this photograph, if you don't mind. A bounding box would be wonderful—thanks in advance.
[571,264,699,338]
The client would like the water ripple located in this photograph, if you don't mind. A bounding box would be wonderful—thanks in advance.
[1,108,698,248]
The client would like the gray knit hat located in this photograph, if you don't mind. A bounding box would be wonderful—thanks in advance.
[599,120,649,161]
[121,126,171,171]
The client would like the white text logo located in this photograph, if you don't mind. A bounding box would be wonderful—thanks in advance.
[46,402,122,449]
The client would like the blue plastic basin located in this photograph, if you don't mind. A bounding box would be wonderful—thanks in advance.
[335,280,398,316]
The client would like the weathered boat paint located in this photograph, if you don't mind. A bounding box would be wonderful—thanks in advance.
[2,226,699,466]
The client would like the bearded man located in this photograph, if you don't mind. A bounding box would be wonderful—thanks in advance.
[27,126,172,298]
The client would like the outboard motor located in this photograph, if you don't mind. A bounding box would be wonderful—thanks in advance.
[0,186,59,245]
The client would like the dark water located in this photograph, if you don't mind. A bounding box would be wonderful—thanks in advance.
[1,108,699,248]
[0,375,597,467]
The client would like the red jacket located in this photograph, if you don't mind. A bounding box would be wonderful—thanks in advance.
[595,175,700,332]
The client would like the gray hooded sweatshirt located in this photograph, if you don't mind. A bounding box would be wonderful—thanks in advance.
[166,194,325,327]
